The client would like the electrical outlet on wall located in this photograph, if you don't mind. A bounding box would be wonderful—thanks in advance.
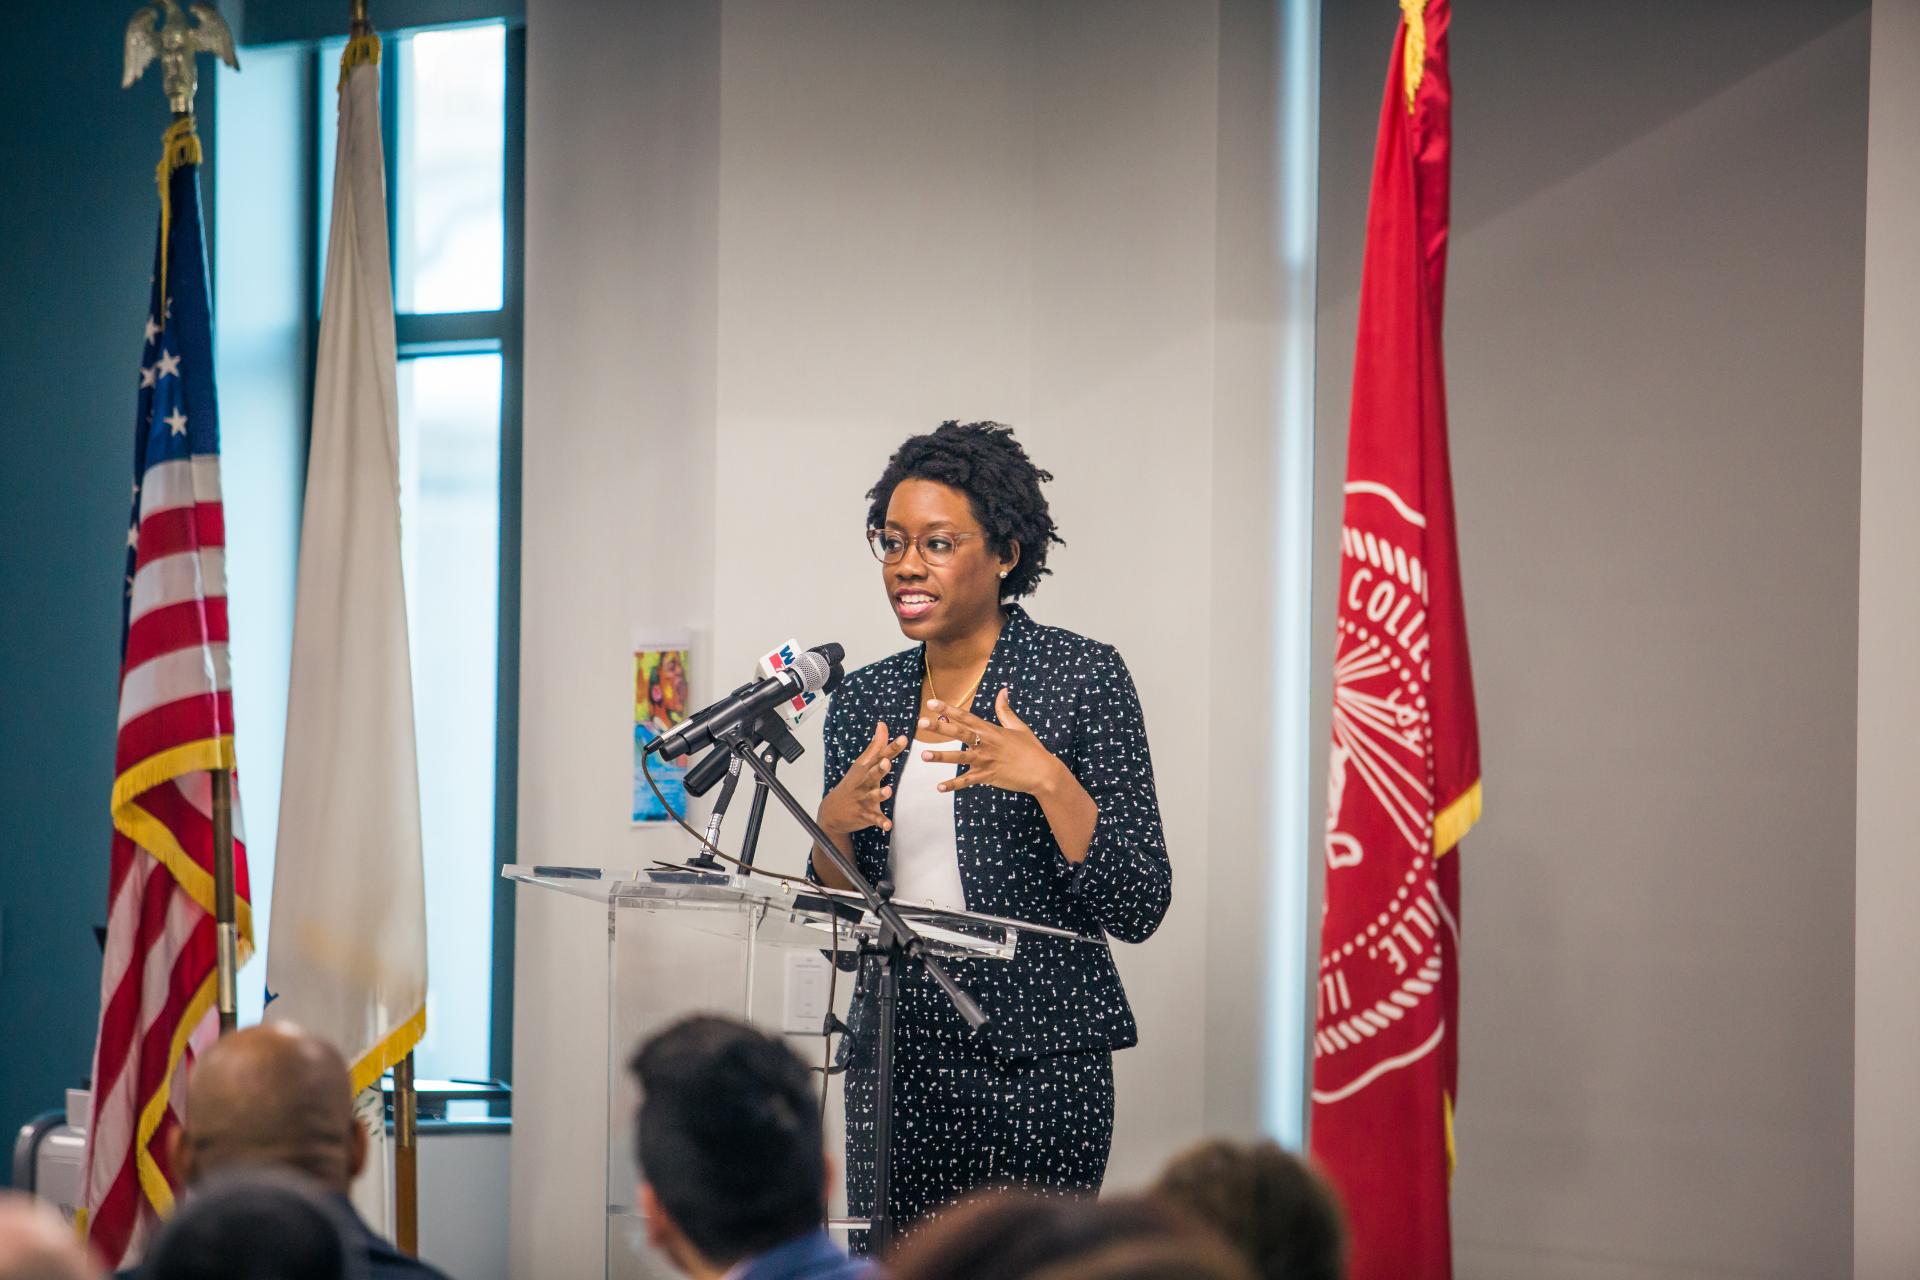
[782,949,832,1035]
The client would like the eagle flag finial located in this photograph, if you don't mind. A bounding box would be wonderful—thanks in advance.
[122,0,239,116]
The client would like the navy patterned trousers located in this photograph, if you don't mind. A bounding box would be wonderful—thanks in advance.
[842,1022,1115,1253]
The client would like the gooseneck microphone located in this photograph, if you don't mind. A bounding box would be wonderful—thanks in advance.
[647,642,844,760]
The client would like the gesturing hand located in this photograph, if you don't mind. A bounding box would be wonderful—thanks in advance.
[819,720,909,835]
[920,688,1071,798]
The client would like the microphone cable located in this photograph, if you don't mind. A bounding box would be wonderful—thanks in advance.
[637,745,813,889]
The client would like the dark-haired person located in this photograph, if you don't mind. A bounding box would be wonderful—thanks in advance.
[138,1169,366,1280]
[1151,1140,1346,1280]
[629,1015,871,1280]
[811,421,1173,1242]
[887,1191,1251,1280]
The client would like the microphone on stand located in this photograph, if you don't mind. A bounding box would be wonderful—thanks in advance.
[686,753,745,870]
[647,643,844,760]
[676,641,845,871]
[684,639,836,797]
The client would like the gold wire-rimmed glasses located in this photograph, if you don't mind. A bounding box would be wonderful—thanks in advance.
[867,528,986,566]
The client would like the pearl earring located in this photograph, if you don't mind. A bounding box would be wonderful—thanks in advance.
[999,570,1008,579]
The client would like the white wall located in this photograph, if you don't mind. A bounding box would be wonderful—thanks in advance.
[514,3,720,1275]
[1855,1,1920,1273]
[517,1,1295,1274]
[710,0,1226,1189]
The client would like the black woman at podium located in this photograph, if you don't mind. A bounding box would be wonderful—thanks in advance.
[809,420,1173,1249]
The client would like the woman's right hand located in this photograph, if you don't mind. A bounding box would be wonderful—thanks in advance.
[819,720,908,836]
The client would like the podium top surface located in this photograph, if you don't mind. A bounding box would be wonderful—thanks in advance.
[502,864,1104,960]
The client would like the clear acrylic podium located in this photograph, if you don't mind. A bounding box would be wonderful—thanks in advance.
[503,864,1030,1279]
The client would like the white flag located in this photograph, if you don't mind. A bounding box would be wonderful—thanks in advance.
[267,36,426,1205]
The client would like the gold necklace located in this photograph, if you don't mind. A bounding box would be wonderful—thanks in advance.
[923,649,985,717]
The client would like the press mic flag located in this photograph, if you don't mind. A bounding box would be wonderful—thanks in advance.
[651,644,842,760]
[1311,4,1481,1280]
[759,639,827,727]
[266,34,427,1231]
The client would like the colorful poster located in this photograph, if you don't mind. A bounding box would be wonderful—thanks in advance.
[633,643,692,823]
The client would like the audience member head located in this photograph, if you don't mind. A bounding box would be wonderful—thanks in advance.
[138,1169,364,1280]
[1151,1139,1345,1280]
[1029,1237,1255,1280]
[0,1192,99,1280]
[889,1191,1249,1280]
[628,1015,827,1276]
[172,1024,365,1196]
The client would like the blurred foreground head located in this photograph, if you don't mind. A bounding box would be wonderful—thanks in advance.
[1151,1140,1345,1280]
[888,1191,1253,1280]
[138,1170,365,1280]
[0,1191,99,1280]
[629,1015,828,1272]
[173,1024,366,1196]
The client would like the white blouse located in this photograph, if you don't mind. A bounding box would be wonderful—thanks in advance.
[886,736,968,911]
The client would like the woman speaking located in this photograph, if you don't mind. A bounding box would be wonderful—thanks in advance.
[810,420,1172,1244]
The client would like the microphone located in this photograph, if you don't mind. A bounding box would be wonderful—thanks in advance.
[649,642,844,760]
[758,640,832,727]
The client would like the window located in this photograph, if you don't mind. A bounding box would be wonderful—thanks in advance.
[314,21,524,1086]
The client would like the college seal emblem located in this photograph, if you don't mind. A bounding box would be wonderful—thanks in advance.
[1315,482,1456,1102]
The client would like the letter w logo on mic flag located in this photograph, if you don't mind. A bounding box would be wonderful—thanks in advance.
[1312,4,1479,1280]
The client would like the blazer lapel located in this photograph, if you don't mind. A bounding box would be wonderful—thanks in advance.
[875,647,921,827]
[952,607,1030,896]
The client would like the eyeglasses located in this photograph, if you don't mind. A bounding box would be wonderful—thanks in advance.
[867,528,986,566]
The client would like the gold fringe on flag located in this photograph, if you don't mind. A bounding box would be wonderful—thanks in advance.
[338,32,382,89]
[1400,0,1428,113]
[154,116,202,304]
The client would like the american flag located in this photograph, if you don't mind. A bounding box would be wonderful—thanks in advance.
[81,119,252,1268]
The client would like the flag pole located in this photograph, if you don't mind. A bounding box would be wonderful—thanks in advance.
[124,0,245,1041]
[211,768,239,1034]
[339,0,419,1243]
[393,1052,419,1253]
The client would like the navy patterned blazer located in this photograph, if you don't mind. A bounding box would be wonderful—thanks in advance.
[817,604,1172,1061]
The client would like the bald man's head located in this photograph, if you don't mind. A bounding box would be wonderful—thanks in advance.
[175,1025,366,1195]
[0,1191,97,1280]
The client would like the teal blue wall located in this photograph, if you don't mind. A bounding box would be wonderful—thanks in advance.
[0,4,222,1144]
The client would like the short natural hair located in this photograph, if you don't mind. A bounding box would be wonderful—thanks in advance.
[1151,1140,1345,1280]
[865,420,1063,600]
[629,1015,825,1265]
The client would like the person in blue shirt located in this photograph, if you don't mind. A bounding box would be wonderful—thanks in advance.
[629,1016,869,1280]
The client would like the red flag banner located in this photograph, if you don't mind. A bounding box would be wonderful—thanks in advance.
[1311,3,1480,1279]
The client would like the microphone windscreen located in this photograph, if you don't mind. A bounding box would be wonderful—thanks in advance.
[790,648,832,693]
[758,640,833,726]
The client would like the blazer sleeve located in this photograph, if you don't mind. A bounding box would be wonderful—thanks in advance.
[1058,644,1173,944]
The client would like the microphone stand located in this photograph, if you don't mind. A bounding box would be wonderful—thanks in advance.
[709,718,987,1254]
[733,716,799,872]
[684,707,802,872]
[687,755,742,871]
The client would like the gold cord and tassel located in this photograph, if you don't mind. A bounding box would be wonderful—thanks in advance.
[338,31,381,88]
[1400,0,1428,113]
[153,115,201,304]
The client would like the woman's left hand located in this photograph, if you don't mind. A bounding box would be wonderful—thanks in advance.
[919,688,1070,797]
